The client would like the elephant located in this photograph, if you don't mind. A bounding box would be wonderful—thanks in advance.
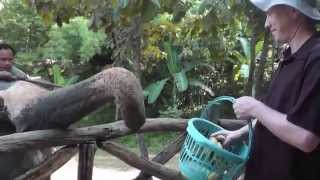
[0,67,145,179]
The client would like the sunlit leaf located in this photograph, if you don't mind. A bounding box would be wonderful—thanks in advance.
[240,64,249,78]
[239,37,251,60]
[151,0,161,8]
[52,64,65,86]
[255,40,264,55]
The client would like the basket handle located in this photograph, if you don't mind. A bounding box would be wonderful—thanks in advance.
[201,96,253,159]
[200,96,235,120]
[209,96,236,104]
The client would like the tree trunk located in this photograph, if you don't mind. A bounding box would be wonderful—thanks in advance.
[130,15,143,78]
[128,15,152,180]
[246,32,258,96]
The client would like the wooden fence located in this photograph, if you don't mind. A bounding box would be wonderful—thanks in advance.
[5,118,245,180]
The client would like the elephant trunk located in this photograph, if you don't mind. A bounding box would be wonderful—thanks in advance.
[12,67,145,132]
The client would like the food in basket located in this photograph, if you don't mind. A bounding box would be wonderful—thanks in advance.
[207,172,221,180]
[207,135,229,180]
[209,135,224,148]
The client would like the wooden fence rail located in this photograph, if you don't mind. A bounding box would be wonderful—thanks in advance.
[6,118,245,180]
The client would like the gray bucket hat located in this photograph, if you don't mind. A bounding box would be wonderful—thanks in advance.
[250,0,320,20]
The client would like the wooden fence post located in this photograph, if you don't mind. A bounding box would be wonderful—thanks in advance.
[78,143,96,180]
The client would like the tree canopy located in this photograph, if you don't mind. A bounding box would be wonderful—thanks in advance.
[0,0,277,120]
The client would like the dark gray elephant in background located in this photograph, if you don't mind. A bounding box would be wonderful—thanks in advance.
[0,67,145,179]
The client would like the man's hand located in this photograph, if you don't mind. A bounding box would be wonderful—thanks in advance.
[233,96,262,119]
[211,129,244,148]
[0,71,17,81]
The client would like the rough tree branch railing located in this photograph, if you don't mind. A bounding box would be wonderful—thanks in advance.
[134,132,187,180]
[3,118,246,180]
[0,118,188,152]
[98,141,187,180]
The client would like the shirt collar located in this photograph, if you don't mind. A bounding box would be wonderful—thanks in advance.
[282,32,320,64]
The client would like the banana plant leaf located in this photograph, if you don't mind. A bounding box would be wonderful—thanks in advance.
[144,78,169,104]
[239,37,251,60]
[174,71,188,92]
[164,42,181,74]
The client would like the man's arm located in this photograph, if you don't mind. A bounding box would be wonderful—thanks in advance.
[11,66,29,79]
[0,71,17,81]
[235,97,320,153]
[234,118,257,138]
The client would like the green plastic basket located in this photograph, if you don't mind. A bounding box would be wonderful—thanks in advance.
[179,96,253,180]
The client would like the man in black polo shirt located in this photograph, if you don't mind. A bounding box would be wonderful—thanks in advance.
[217,0,320,179]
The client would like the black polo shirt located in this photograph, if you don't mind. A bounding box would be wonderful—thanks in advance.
[245,32,320,180]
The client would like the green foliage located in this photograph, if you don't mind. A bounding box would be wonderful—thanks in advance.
[117,132,179,153]
[173,72,188,92]
[164,42,181,74]
[77,103,116,126]
[151,0,160,8]
[189,79,214,96]
[42,17,107,63]
[0,0,48,51]
[239,37,251,60]
[159,105,183,118]
[0,0,279,151]
[164,42,188,92]
[23,16,108,82]
[52,64,65,85]
[51,64,79,86]
[144,41,214,112]
[233,37,266,80]
[144,78,169,104]
[1,0,273,128]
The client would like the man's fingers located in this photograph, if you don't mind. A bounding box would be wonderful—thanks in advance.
[215,134,226,142]
[223,140,231,147]
[210,130,226,137]
[222,136,235,147]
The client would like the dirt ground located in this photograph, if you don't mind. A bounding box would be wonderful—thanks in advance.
[52,150,179,180]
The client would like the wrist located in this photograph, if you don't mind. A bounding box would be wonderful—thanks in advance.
[236,128,246,137]
[251,100,264,118]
